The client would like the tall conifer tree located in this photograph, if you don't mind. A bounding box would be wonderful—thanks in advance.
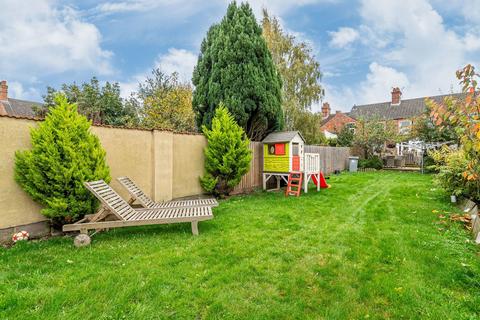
[192,2,283,141]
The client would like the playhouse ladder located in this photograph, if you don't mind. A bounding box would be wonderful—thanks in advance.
[285,172,303,197]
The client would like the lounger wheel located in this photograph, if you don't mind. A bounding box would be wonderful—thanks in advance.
[74,234,91,247]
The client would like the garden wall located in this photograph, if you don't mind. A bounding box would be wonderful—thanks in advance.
[0,115,352,240]
[0,116,206,240]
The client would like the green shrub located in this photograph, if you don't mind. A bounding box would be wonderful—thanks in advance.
[14,94,110,226]
[327,138,338,147]
[200,105,251,197]
[422,155,437,174]
[336,126,354,147]
[429,146,479,200]
[359,156,383,170]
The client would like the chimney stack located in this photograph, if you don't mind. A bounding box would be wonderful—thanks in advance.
[0,81,7,101]
[391,87,402,105]
[321,102,331,119]
[335,110,341,114]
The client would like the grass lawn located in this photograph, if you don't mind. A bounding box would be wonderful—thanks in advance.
[1,172,479,319]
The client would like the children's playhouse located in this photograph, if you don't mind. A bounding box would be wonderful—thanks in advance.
[262,131,327,196]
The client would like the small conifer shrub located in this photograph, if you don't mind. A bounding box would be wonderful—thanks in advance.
[15,94,110,226]
[200,105,251,196]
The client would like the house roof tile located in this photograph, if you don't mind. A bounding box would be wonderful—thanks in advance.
[0,98,42,118]
[349,93,464,120]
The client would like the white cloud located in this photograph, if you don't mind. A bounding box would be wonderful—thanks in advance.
[119,48,197,98]
[96,0,161,13]
[324,0,480,111]
[460,0,480,22]
[245,0,329,16]
[329,27,359,48]
[95,0,333,20]
[94,0,206,17]
[7,81,40,101]
[154,49,197,83]
[359,0,479,96]
[464,32,480,51]
[0,0,113,79]
[323,63,409,111]
[357,63,410,104]
[430,0,480,24]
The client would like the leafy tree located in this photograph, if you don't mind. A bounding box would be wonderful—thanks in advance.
[130,69,196,131]
[429,64,480,198]
[353,118,398,158]
[200,105,251,197]
[428,146,477,200]
[295,111,327,145]
[15,94,111,226]
[412,105,458,143]
[38,77,138,126]
[262,10,324,133]
[336,125,354,147]
[192,2,283,141]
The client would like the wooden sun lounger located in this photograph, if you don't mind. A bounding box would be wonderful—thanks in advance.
[117,176,218,209]
[63,180,214,245]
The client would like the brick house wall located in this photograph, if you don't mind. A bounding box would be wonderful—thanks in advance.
[320,112,356,133]
[395,118,416,135]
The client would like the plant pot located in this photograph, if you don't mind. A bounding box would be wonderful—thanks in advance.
[451,195,457,203]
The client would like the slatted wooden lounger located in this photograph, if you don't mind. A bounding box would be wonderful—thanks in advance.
[63,180,214,246]
[117,176,218,209]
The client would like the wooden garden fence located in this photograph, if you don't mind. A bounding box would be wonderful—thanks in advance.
[231,143,351,194]
[305,145,351,174]
[232,142,263,194]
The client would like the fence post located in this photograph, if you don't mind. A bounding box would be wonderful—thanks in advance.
[152,130,173,201]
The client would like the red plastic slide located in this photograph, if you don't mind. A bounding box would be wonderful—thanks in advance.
[311,172,330,188]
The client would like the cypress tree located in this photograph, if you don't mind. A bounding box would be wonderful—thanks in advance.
[192,1,283,141]
[200,104,251,196]
[15,94,111,226]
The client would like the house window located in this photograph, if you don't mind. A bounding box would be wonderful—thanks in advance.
[346,122,356,133]
[398,120,412,134]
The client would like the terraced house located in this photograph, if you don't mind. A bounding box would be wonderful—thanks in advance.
[320,87,462,138]
[349,87,463,135]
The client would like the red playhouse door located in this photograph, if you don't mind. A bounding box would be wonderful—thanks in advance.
[292,156,300,171]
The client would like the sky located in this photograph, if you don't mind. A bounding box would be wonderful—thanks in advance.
[1,0,480,112]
